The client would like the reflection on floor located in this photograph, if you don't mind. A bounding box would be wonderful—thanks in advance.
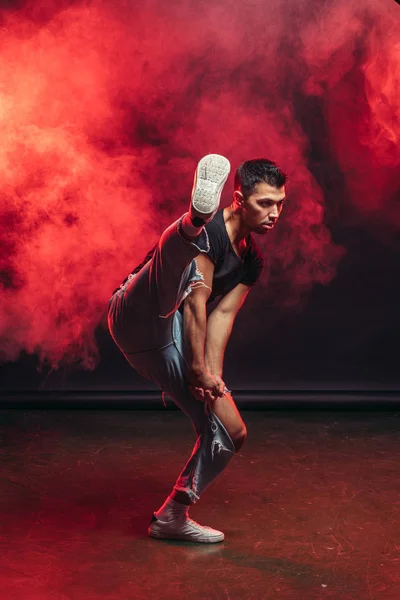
[1,409,399,599]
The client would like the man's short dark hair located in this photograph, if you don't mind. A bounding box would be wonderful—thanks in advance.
[234,159,287,197]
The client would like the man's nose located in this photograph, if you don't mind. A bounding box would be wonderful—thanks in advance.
[270,206,279,219]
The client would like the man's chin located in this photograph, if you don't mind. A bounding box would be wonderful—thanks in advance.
[254,226,270,235]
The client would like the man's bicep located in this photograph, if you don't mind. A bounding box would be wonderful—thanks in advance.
[213,283,250,316]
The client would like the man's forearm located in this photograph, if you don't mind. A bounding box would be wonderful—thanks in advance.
[204,310,234,378]
[183,300,207,374]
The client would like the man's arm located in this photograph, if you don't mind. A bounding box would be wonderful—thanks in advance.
[183,253,225,400]
[182,253,214,376]
[205,283,251,378]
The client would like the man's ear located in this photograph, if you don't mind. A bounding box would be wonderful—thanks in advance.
[233,190,244,206]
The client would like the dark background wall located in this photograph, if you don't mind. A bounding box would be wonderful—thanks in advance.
[0,0,399,393]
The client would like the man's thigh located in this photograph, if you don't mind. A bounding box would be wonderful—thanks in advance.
[108,262,174,353]
[125,341,207,433]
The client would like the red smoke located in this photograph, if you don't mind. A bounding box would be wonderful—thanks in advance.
[0,0,398,369]
[302,0,400,245]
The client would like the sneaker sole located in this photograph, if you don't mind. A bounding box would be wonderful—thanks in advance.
[148,527,224,543]
[191,154,231,217]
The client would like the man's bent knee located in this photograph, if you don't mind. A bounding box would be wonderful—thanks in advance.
[211,395,247,453]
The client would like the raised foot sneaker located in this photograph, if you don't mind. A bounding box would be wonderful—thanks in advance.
[190,154,231,225]
[148,514,225,543]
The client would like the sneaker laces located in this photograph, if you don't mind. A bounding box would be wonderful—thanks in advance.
[186,517,212,530]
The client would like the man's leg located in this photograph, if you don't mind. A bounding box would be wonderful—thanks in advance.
[126,306,246,544]
[129,332,239,543]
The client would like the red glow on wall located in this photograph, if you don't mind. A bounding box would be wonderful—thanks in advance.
[0,0,398,369]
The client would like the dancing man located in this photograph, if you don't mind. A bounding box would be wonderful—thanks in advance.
[108,154,286,543]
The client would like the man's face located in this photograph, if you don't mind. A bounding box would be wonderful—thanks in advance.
[239,181,286,234]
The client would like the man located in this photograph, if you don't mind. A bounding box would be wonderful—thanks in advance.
[108,154,286,543]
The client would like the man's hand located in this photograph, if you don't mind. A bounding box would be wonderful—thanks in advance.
[188,370,225,402]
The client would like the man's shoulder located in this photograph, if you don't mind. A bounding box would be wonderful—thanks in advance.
[204,209,225,233]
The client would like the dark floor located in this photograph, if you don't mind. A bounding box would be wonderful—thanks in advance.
[0,409,399,600]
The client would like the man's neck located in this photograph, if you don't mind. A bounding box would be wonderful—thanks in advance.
[223,206,251,247]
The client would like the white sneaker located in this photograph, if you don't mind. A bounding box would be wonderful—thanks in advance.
[148,513,225,543]
[190,154,231,223]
